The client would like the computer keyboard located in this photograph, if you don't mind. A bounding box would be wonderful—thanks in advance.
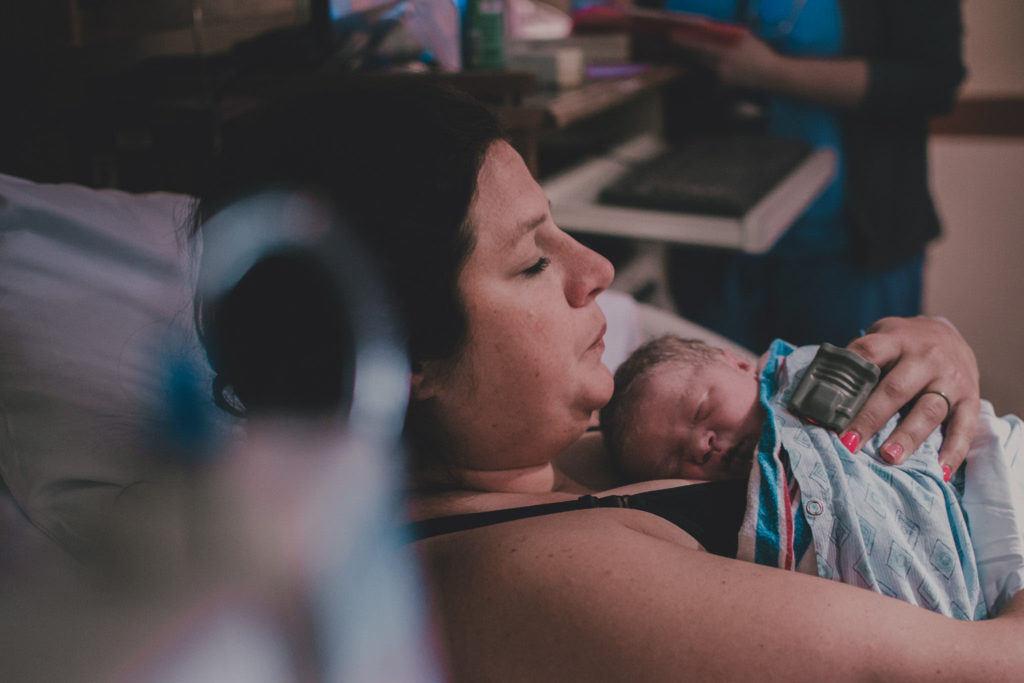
[598,135,813,217]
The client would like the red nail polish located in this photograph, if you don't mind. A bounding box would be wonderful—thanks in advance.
[840,432,859,453]
[942,464,953,482]
[882,443,904,464]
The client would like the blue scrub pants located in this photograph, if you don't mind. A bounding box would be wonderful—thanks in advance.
[667,247,925,351]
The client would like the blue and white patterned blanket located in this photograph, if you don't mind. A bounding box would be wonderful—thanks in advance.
[737,341,990,619]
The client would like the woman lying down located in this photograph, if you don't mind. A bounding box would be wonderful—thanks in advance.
[600,335,1024,619]
[193,82,1024,681]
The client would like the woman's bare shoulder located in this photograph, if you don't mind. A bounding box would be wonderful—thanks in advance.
[414,504,1004,682]
[416,508,702,679]
[416,506,701,593]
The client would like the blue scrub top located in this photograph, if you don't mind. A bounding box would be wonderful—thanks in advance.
[666,0,847,255]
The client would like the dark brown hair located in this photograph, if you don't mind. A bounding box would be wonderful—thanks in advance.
[191,81,505,466]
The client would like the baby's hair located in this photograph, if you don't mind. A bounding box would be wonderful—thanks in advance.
[600,336,721,482]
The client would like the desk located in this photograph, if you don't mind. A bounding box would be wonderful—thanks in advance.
[214,66,685,178]
[544,133,836,253]
[492,64,685,176]
[479,66,834,252]
[478,66,837,309]
[543,132,835,308]
[45,58,831,301]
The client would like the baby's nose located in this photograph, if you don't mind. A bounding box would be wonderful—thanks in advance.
[690,430,714,463]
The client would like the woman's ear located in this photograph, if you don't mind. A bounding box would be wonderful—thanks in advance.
[410,359,442,400]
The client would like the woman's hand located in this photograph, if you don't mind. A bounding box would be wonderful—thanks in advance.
[843,316,980,474]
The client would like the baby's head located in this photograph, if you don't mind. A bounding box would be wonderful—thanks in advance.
[600,336,764,483]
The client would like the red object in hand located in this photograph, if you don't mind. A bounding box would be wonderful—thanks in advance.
[572,6,747,44]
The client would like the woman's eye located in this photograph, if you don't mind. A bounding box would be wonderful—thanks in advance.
[523,256,550,276]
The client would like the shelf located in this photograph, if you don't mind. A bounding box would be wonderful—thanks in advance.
[520,64,684,128]
[543,133,836,253]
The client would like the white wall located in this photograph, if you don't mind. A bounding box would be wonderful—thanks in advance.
[926,139,1024,416]
[959,0,1024,97]
[925,1,1024,417]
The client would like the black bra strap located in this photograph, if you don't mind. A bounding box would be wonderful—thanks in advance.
[402,481,747,554]
[404,498,580,541]
[404,492,634,541]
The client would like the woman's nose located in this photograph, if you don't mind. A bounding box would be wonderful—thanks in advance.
[564,238,614,307]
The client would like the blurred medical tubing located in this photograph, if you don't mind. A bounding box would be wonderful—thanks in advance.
[134,190,444,682]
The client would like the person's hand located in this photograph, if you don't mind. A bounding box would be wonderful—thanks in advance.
[669,28,782,91]
[842,316,980,477]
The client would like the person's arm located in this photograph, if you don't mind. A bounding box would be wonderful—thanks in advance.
[669,0,965,116]
[423,511,1024,682]
[843,316,980,475]
[671,29,870,109]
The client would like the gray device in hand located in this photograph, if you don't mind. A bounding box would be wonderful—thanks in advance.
[787,343,881,433]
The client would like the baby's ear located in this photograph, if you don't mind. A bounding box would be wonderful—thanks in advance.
[410,359,443,400]
[721,348,754,373]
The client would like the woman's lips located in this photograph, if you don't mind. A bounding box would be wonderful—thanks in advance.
[587,322,607,354]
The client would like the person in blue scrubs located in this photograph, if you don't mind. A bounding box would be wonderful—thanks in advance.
[661,0,964,351]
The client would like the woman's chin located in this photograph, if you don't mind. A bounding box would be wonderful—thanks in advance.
[573,372,614,423]
[591,366,615,409]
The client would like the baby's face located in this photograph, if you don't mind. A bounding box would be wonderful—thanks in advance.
[621,351,764,481]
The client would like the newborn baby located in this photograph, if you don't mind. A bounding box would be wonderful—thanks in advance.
[600,336,764,482]
[600,335,1024,619]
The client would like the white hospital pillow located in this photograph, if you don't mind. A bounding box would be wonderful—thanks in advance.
[0,173,215,555]
[599,284,756,374]
[596,290,644,374]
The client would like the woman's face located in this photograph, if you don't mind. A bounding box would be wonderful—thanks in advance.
[417,141,615,473]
